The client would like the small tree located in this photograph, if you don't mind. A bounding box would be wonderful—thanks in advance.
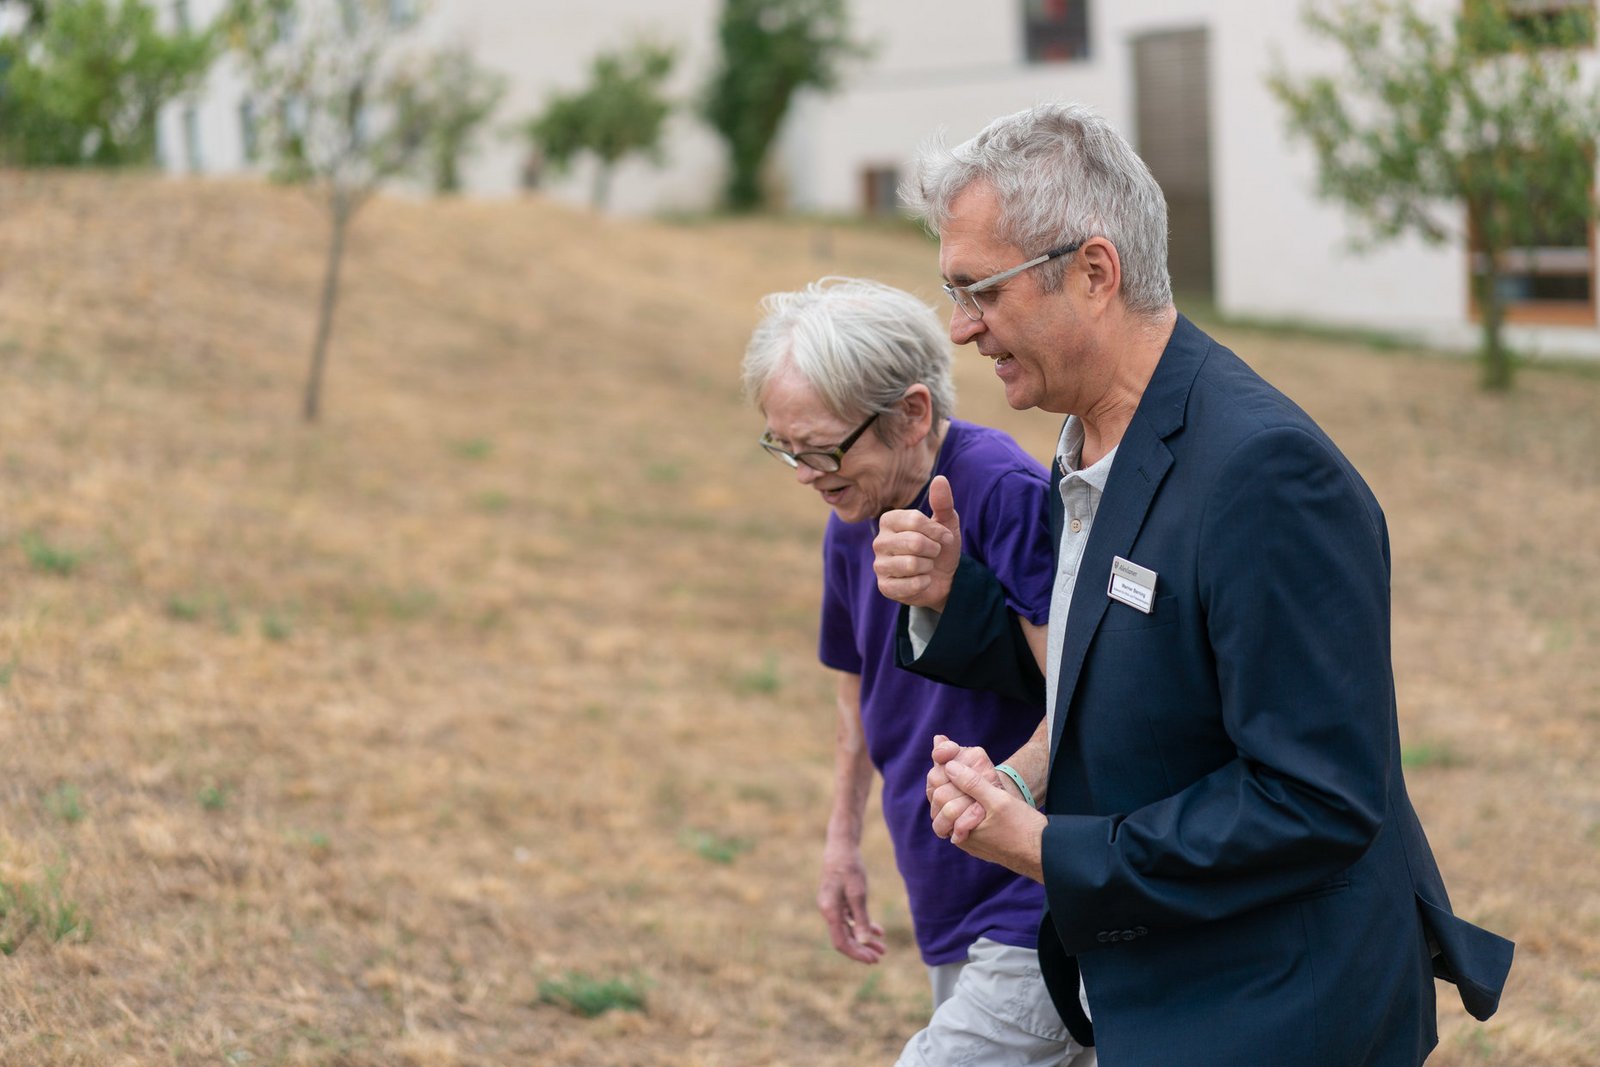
[0,0,215,167]
[701,0,867,212]
[1268,0,1600,391]
[414,45,505,196]
[525,42,675,212]
[226,0,436,421]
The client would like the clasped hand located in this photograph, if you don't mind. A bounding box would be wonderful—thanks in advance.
[926,735,1047,884]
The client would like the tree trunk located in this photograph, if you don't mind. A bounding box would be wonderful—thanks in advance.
[725,149,763,212]
[591,164,612,212]
[304,196,351,422]
[1474,257,1514,392]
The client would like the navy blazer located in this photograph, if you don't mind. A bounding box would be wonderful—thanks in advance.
[901,316,1512,1065]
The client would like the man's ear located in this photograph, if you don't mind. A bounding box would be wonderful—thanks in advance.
[1078,237,1123,312]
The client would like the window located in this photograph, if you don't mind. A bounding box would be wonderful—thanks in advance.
[860,166,900,217]
[1507,0,1594,38]
[1024,0,1090,63]
[1468,159,1596,325]
[1463,0,1595,51]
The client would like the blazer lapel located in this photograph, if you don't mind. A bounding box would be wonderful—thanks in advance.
[1048,315,1209,755]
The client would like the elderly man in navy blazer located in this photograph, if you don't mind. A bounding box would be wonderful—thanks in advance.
[871,102,1513,1065]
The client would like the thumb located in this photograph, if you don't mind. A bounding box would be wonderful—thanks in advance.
[929,475,960,537]
[945,758,1006,806]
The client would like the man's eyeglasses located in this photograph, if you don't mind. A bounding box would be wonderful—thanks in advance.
[759,412,880,472]
[943,240,1083,321]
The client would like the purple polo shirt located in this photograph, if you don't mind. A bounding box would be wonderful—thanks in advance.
[819,419,1055,965]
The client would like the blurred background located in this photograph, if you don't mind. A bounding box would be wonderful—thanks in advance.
[1,1,1596,1064]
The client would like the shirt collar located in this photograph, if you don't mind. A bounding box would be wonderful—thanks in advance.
[1056,416,1118,492]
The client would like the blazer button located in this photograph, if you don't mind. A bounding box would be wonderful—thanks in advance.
[1096,931,1111,943]
[1135,926,1148,937]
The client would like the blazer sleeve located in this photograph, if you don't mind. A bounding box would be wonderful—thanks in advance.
[1041,425,1401,949]
[893,553,1046,708]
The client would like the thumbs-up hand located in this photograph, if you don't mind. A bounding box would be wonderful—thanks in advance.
[873,475,962,611]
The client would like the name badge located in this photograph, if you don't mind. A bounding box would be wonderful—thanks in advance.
[1107,556,1158,614]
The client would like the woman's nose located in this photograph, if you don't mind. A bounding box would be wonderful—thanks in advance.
[794,461,825,485]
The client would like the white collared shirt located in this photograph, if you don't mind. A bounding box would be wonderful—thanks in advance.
[1045,416,1118,744]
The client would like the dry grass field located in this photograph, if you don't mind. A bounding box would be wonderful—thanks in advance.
[0,170,1595,1066]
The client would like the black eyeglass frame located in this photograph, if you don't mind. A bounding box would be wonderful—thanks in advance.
[943,240,1084,321]
[759,411,881,472]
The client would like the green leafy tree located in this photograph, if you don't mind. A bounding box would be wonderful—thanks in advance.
[413,45,506,195]
[1268,0,1600,390]
[0,0,215,166]
[525,42,676,212]
[226,0,444,421]
[702,0,867,212]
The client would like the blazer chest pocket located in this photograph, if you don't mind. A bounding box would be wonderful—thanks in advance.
[1099,591,1178,633]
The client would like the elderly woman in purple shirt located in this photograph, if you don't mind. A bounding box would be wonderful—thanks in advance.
[742,277,1094,1066]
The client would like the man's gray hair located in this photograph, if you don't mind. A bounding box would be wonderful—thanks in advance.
[742,277,956,437]
[900,102,1173,317]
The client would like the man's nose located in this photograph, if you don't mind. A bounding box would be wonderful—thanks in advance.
[794,461,825,485]
[949,309,984,345]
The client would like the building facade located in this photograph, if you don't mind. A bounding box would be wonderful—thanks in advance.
[158,0,1600,358]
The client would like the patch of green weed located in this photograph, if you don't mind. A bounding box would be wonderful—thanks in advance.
[1402,743,1461,770]
[680,829,754,865]
[645,461,682,484]
[383,586,438,621]
[44,784,84,825]
[473,490,511,513]
[198,784,232,812]
[261,610,294,642]
[733,653,781,695]
[165,596,205,622]
[0,869,92,954]
[854,972,888,1004]
[537,971,648,1018]
[21,533,80,576]
[451,437,493,460]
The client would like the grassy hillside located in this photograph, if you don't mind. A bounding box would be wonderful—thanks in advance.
[0,171,1595,1065]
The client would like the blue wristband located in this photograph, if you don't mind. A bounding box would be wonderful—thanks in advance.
[994,763,1036,808]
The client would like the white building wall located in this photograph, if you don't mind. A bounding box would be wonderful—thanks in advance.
[1212,0,1469,342]
[789,0,1600,357]
[158,0,730,214]
[420,0,728,212]
[781,0,1220,214]
[1211,0,1600,356]
[152,0,1600,357]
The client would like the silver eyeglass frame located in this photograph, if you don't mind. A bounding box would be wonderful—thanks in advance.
[943,240,1084,321]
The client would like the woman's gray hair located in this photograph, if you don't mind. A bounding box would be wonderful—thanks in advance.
[741,277,956,439]
[900,102,1173,317]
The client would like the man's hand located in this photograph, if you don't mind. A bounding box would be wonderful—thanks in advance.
[928,735,996,840]
[817,845,887,964]
[873,475,961,611]
[938,754,1047,884]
